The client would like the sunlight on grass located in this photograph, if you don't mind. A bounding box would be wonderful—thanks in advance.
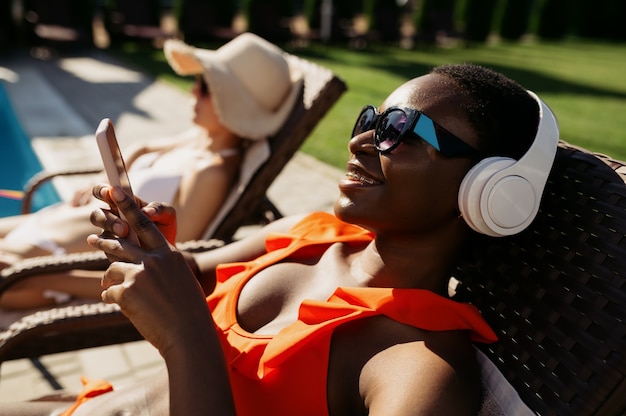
[112,39,626,168]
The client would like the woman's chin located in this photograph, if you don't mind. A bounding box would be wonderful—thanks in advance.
[334,195,367,223]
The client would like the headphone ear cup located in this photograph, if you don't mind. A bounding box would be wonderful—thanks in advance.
[458,90,559,237]
[458,157,524,237]
[459,156,540,237]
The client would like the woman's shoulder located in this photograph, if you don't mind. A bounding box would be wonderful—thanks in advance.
[329,315,481,415]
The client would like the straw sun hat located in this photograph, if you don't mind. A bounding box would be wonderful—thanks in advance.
[164,32,303,140]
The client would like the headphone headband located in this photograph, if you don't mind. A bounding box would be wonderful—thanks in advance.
[518,91,560,181]
[457,90,559,237]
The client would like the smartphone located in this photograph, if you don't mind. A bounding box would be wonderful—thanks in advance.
[95,118,139,244]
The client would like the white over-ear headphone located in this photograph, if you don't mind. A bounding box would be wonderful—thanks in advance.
[457,91,559,237]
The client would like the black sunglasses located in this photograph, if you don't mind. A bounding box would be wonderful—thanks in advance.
[352,105,481,159]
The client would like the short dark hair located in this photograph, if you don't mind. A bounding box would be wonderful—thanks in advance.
[430,63,539,160]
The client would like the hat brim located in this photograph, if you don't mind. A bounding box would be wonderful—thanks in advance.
[164,39,304,140]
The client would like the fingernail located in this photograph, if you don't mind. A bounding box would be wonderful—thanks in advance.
[113,223,125,236]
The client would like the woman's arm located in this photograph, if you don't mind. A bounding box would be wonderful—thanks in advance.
[189,214,306,294]
[90,183,305,294]
[123,138,176,168]
[360,332,481,415]
[88,186,237,415]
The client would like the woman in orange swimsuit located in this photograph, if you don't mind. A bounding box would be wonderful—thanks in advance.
[2,63,558,415]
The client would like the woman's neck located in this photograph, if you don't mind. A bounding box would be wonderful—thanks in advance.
[196,126,243,154]
[356,227,467,296]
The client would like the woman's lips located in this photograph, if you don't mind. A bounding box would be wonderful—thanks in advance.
[341,165,383,186]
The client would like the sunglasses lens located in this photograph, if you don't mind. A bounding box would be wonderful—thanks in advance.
[353,107,376,137]
[376,110,407,152]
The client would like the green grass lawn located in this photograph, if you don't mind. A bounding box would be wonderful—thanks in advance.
[112,38,626,170]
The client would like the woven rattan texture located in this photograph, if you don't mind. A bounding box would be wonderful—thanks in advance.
[455,142,626,415]
[0,239,225,361]
[0,302,134,361]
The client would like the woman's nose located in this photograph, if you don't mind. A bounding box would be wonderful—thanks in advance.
[191,82,201,97]
[348,130,377,155]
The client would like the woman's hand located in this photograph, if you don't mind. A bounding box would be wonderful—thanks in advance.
[90,184,177,245]
[70,185,94,207]
[87,186,212,354]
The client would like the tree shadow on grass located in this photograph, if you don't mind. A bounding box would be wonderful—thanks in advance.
[299,45,626,101]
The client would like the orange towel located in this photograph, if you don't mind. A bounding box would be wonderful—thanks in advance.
[60,377,114,416]
[0,189,23,200]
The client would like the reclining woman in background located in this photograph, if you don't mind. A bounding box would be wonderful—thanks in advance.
[1,62,558,415]
[0,32,302,310]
